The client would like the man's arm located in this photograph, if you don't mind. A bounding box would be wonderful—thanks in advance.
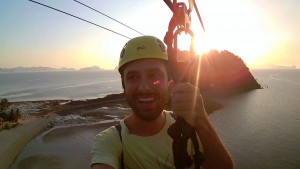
[194,114,234,169]
[91,126,121,169]
[170,82,235,169]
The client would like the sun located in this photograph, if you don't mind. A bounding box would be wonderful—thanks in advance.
[176,33,194,52]
[193,32,216,55]
[159,0,283,68]
[177,0,283,68]
[192,29,279,67]
[191,23,280,68]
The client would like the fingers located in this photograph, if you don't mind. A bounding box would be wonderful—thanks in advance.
[170,90,206,127]
[171,82,200,95]
[171,93,204,112]
[170,82,204,115]
[171,92,200,102]
[170,82,208,128]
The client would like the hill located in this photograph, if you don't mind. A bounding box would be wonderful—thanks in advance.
[0,67,59,72]
[79,66,103,71]
[172,49,262,97]
[0,66,104,72]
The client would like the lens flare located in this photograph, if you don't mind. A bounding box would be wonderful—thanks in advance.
[153,80,161,85]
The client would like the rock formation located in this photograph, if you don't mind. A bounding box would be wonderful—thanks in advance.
[175,49,262,97]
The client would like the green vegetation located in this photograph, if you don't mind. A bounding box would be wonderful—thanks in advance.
[0,98,21,131]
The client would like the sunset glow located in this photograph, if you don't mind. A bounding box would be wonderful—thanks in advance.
[189,0,291,68]
[0,0,299,69]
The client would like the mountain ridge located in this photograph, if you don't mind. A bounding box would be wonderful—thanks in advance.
[0,66,111,72]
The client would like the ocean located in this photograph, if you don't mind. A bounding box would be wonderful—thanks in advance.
[0,70,123,102]
[2,69,300,168]
[210,69,300,168]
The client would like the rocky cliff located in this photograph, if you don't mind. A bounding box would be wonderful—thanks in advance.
[174,49,262,97]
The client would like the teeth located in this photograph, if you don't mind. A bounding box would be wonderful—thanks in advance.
[139,98,154,102]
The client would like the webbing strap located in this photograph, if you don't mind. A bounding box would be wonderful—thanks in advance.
[115,123,124,169]
[114,115,204,169]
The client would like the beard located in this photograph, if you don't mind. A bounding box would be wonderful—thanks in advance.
[126,92,169,121]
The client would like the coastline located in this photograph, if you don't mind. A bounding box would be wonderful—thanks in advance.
[0,114,56,169]
[1,93,222,169]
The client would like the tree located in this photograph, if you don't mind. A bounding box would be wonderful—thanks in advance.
[0,98,21,123]
[8,109,14,122]
[0,117,4,128]
[0,98,9,112]
[15,109,20,123]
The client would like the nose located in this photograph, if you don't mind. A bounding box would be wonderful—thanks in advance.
[138,78,152,92]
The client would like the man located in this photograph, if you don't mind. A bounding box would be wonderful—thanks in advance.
[91,36,234,169]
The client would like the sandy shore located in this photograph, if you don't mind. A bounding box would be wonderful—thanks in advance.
[9,122,119,169]
[1,93,222,169]
[0,114,56,169]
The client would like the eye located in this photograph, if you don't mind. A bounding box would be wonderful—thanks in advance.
[149,72,160,80]
[126,74,140,82]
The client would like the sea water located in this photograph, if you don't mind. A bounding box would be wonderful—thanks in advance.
[210,69,300,168]
[0,70,123,101]
[4,69,300,168]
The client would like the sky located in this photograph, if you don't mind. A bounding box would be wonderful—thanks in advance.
[0,0,299,70]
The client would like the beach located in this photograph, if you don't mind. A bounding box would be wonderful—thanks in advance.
[0,93,129,169]
[8,122,118,169]
[0,114,56,169]
[1,93,222,169]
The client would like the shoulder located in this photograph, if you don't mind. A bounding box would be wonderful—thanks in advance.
[91,124,122,168]
[94,125,121,145]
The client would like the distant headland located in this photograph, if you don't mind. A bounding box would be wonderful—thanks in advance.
[253,64,297,69]
[0,66,107,73]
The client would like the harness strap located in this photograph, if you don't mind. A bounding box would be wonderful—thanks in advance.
[115,123,124,169]
[114,114,203,169]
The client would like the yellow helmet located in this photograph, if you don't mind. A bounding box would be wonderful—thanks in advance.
[118,36,168,73]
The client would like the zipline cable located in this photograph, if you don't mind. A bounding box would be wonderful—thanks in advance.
[28,0,131,39]
[74,0,144,36]
[191,0,205,32]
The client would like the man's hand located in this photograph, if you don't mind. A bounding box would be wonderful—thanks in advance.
[170,82,235,169]
[170,82,208,130]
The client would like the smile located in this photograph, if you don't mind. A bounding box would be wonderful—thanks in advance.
[138,97,154,103]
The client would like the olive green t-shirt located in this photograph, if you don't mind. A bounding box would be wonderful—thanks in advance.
[91,111,202,169]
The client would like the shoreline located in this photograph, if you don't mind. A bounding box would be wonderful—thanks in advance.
[0,114,56,169]
[1,93,223,169]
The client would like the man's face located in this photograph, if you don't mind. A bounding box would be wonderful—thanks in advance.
[123,59,169,121]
